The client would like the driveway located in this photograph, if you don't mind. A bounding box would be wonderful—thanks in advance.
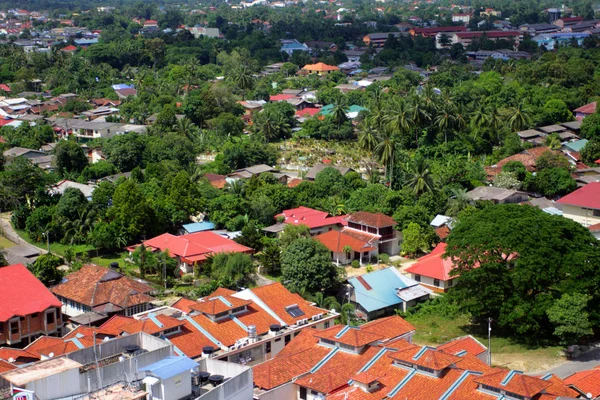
[537,347,600,378]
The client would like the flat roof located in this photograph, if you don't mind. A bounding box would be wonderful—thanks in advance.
[1,357,82,386]
[517,129,544,138]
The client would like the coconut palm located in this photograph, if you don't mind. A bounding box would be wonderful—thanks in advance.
[229,65,256,91]
[358,124,378,153]
[339,303,355,325]
[407,157,435,195]
[506,102,533,131]
[384,99,412,144]
[174,118,200,142]
[408,97,431,147]
[311,292,340,311]
[374,129,398,188]
[434,104,457,143]
[331,98,348,130]
[446,187,470,217]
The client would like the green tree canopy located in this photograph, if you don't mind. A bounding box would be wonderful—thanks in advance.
[281,237,339,293]
[546,293,594,345]
[30,254,63,286]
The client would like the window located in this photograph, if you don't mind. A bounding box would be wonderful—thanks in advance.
[284,334,291,345]
[594,209,600,217]
[294,332,299,337]
[433,279,440,287]
[299,387,307,400]
[215,311,229,320]
[10,321,18,335]
[231,306,246,314]
[275,338,281,342]
[46,312,55,325]
[320,338,335,346]
[265,341,271,354]
[448,279,453,287]
[324,321,330,329]
[414,275,421,282]
[285,305,305,318]
[31,313,38,318]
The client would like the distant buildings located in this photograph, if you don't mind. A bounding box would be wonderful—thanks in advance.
[557,182,600,227]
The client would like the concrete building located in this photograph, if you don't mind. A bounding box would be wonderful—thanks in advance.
[557,182,600,226]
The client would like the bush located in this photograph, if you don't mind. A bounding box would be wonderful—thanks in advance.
[181,274,194,283]
[365,264,374,273]
[378,253,390,264]
[351,260,360,269]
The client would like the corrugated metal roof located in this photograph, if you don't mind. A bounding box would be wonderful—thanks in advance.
[182,221,215,233]
[348,268,417,313]
[142,356,198,380]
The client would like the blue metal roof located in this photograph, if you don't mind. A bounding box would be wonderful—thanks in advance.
[348,267,418,313]
[142,356,198,380]
[183,221,215,233]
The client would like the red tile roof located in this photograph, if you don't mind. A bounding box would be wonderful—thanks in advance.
[250,282,328,325]
[474,368,552,398]
[168,320,216,358]
[314,229,377,253]
[296,107,321,118]
[405,243,458,281]
[0,83,11,92]
[314,325,383,347]
[118,314,186,335]
[287,178,304,188]
[359,316,416,341]
[140,232,253,264]
[345,212,397,228]
[564,368,600,398]
[24,336,65,356]
[574,101,596,114]
[61,45,77,52]
[0,264,62,322]
[270,94,296,101]
[98,315,136,336]
[277,206,347,229]
[203,173,227,189]
[302,62,340,72]
[436,335,487,357]
[190,295,252,315]
[0,348,38,363]
[389,345,462,370]
[51,265,154,310]
[435,225,451,240]
[456,30,520,38]
[171,297,198,314]
[0,360,16,373]
[538,374,579,398]
[557,182,600,209]
[588,222,600,232]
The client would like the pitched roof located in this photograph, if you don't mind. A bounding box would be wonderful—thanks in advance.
[277,206,347,229]
[0,264,62,322]
[203,173,227,189]
[0,348,38,363]
[270,94,296,101]
[574,101,596,114]
[474,368,552,398]
[405,243,458,281]
[190,295,252,315]
[0,360,16,373]
[390,345,462,370]
[51,265,154,310]
[140,231,253,263]
[302,62,340,72]
[314,229,377,253]
[436,335,487,357]
[98,315,135,336]
[305,164,354,180]
[557,182,600,209]
[171,297,199,314]
[314,325,383,347]
[564,368,600,398]
[538,373,579,398]
[345,212,397,228]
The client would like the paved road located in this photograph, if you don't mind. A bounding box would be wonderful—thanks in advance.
[538,347,600,378]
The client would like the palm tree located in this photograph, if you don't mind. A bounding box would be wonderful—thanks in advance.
[446,187,470,217]
[374,129,398,188]
[311,292,340,311]
[331,98,348,131]
[506,102,533,132]
[408,97,431,147]
[358,124,378,153]
[339,303,355,325]
[434,104,457,143]
[229,66,256,91]
[384,99,412,145]
[174,118,200,142]
[407,157,435,195]
[256,112,291,142]
[226,179,245,196]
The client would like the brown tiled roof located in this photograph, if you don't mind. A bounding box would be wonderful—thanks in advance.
[314,229,377,253]
[172,297,199,314]
[168,320,217,358]
[346,212,397,228]
[389,346,462,370]
[24,336,65,356]
[359,315,416,341]
[0,348,38,363]
[314,325,383,347]
[0,360,16,373]
[190,296,252,315]
[51,264,154,310]
[437,335,487,357]
[98,315,135,336]
[118,314,185,335]
[203,173,227,189]
[474,368,552,398]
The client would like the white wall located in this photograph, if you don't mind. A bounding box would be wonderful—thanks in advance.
[162,372,191,400]
[562,204,600,227]
[256,382,296,400]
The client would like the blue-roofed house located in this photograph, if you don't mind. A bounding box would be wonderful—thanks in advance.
[347,267,431,321]
[142,356,198,400]
[280,39,309,55]
[180,221,216,235]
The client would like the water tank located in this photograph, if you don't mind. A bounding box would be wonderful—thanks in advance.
[248,325,257,339]
[202,346,215,355]
[109,262,120,270]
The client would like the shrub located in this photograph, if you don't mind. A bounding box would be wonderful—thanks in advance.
[378,253,390,264]
[351,260,360,269]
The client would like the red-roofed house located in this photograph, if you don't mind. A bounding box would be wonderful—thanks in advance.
[301,62,340,75]
[61,45,77,53]
[0,83,11,93]
[133,231,254,274]
[437,335,489,363]
[265,206,347,236]
[270,94,296,102]
[405,243,458,292]
[564,367,600,398]
[345,211,400,256]
[557,182,600,227]
[574,101,596,120]
[0,264,64,346]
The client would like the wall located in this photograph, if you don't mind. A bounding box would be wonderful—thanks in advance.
[411,274,453,292]
[23,366,82,399]
[255,382,296,400]
[162,371,191,400]
[562,204,600,227]
[198,359,253,400]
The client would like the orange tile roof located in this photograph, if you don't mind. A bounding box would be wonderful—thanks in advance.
[98,315,136,336]
[302,62,340,72]
[207,287,237,297]
[168,321,216,358]
[190,296,252,315]
[24,336,64,356]
[191,314,247,347]
[389,346,462,371]
[437,335,487,357]
[474,368,552,398]
[346,212,397,228]
[119,314,185,335]
[287,178,304,188]
[0,360,16,373]
[359,316,416,341]
[405,243,458,281]
[314,229,377,253]
[453,353,492,372]
[446,374,497,400]
[315,325,383,347]
[171,297,198,314]
[62,325,110,340]
[389,368,465,400]
[250,282,328,325]
[538,374,579,398]
[0,348,38,363]
[564,368,600,398]
[352,371,381,384]
[51,264,154,310]
[35,337,97,357]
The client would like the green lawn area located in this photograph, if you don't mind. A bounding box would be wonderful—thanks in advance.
[14,228,94,256]
[405,312,564,372]
[0,236,16,250]
[89,252,129,268]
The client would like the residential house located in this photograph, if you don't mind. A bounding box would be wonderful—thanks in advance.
[51,264,155,319]
[452,13,472,24]
[564,366,600,398]
[405,243,462,293]
[533,32,590,50]
[187,25,220,38]
[301,62,340,76]
[557,182,600,226]
[228,164,278,180]
[484,147,561,179]
[467,186,529,204]
[238,100,265,122]
[430,214,453,240]
[519,22,560,35]
[202,173,227,189]
[180,221,216,235]
[112,83,137,99]
[348,267,431,320]
[574,101,596,120]
[305,40,338,54]
[410,25,466,38]
[48,180,96,200]
[132,231,253,274]
[343,49,367,62]
[553,16,584,29]
[588,223,600,240]
[0,264,64,346]
[363,32,403,47]
[105,283,338,366]
[280,39,309,55]
[263,206,347,236]
[438,30,522,49]
[305,164,355,181]
[345,211,400,256]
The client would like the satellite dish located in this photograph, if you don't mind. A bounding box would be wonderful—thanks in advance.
[48,352,54,358]
[587,393,593,399]
[7,357,14,363]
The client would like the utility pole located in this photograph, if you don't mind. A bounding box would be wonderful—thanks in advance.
[488,317,492,366]
[44,231,50,253]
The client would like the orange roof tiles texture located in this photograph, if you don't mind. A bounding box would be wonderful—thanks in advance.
[474,368,552,398]
[437,335,487,357]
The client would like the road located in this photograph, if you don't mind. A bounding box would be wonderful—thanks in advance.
[537,347,600,378]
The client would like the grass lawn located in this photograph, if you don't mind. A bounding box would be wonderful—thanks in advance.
[89,252,129,268]
[405,312,564,372]
[14,228,94,256]
[0,236,16,250]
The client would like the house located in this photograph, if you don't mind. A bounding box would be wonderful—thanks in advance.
[112,83,137,99]
[132,232,253,274]
[348,267,431,320]
[0,264,64,346]
[553,16,584,29]
[228,164,276,179]
[51,264,155,319]
[3,147,46,161]
[519,22,560,35]
[574,101,596,120]
[187,25,220,38]
[346,211,400,256]
[466,186,529,204]
[48,180,96,200]
[430,214,453,240]
[363,32,404,47]
[305,164,355,180]
[557,182,600,226]
[301,62,340,76]
[405,243,462,293]
[119,283,337,365]
[343,49,367,62]
[280,39,309,55]
[564,366,600,398]
[305,40,338,54]
[452,13,471,24]
[484,147,565,179]
[202,173,227,189]
[439,30,522,49]
[180,221,215,235]
[410,25,467,38]
[263,206,347,236]
[533,32,590,50]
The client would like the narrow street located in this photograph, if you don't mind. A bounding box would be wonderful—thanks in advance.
[537,347,600,378]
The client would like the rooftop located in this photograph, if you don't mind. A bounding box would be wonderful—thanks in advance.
[557,182,600,209]
[346,211,397,228]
